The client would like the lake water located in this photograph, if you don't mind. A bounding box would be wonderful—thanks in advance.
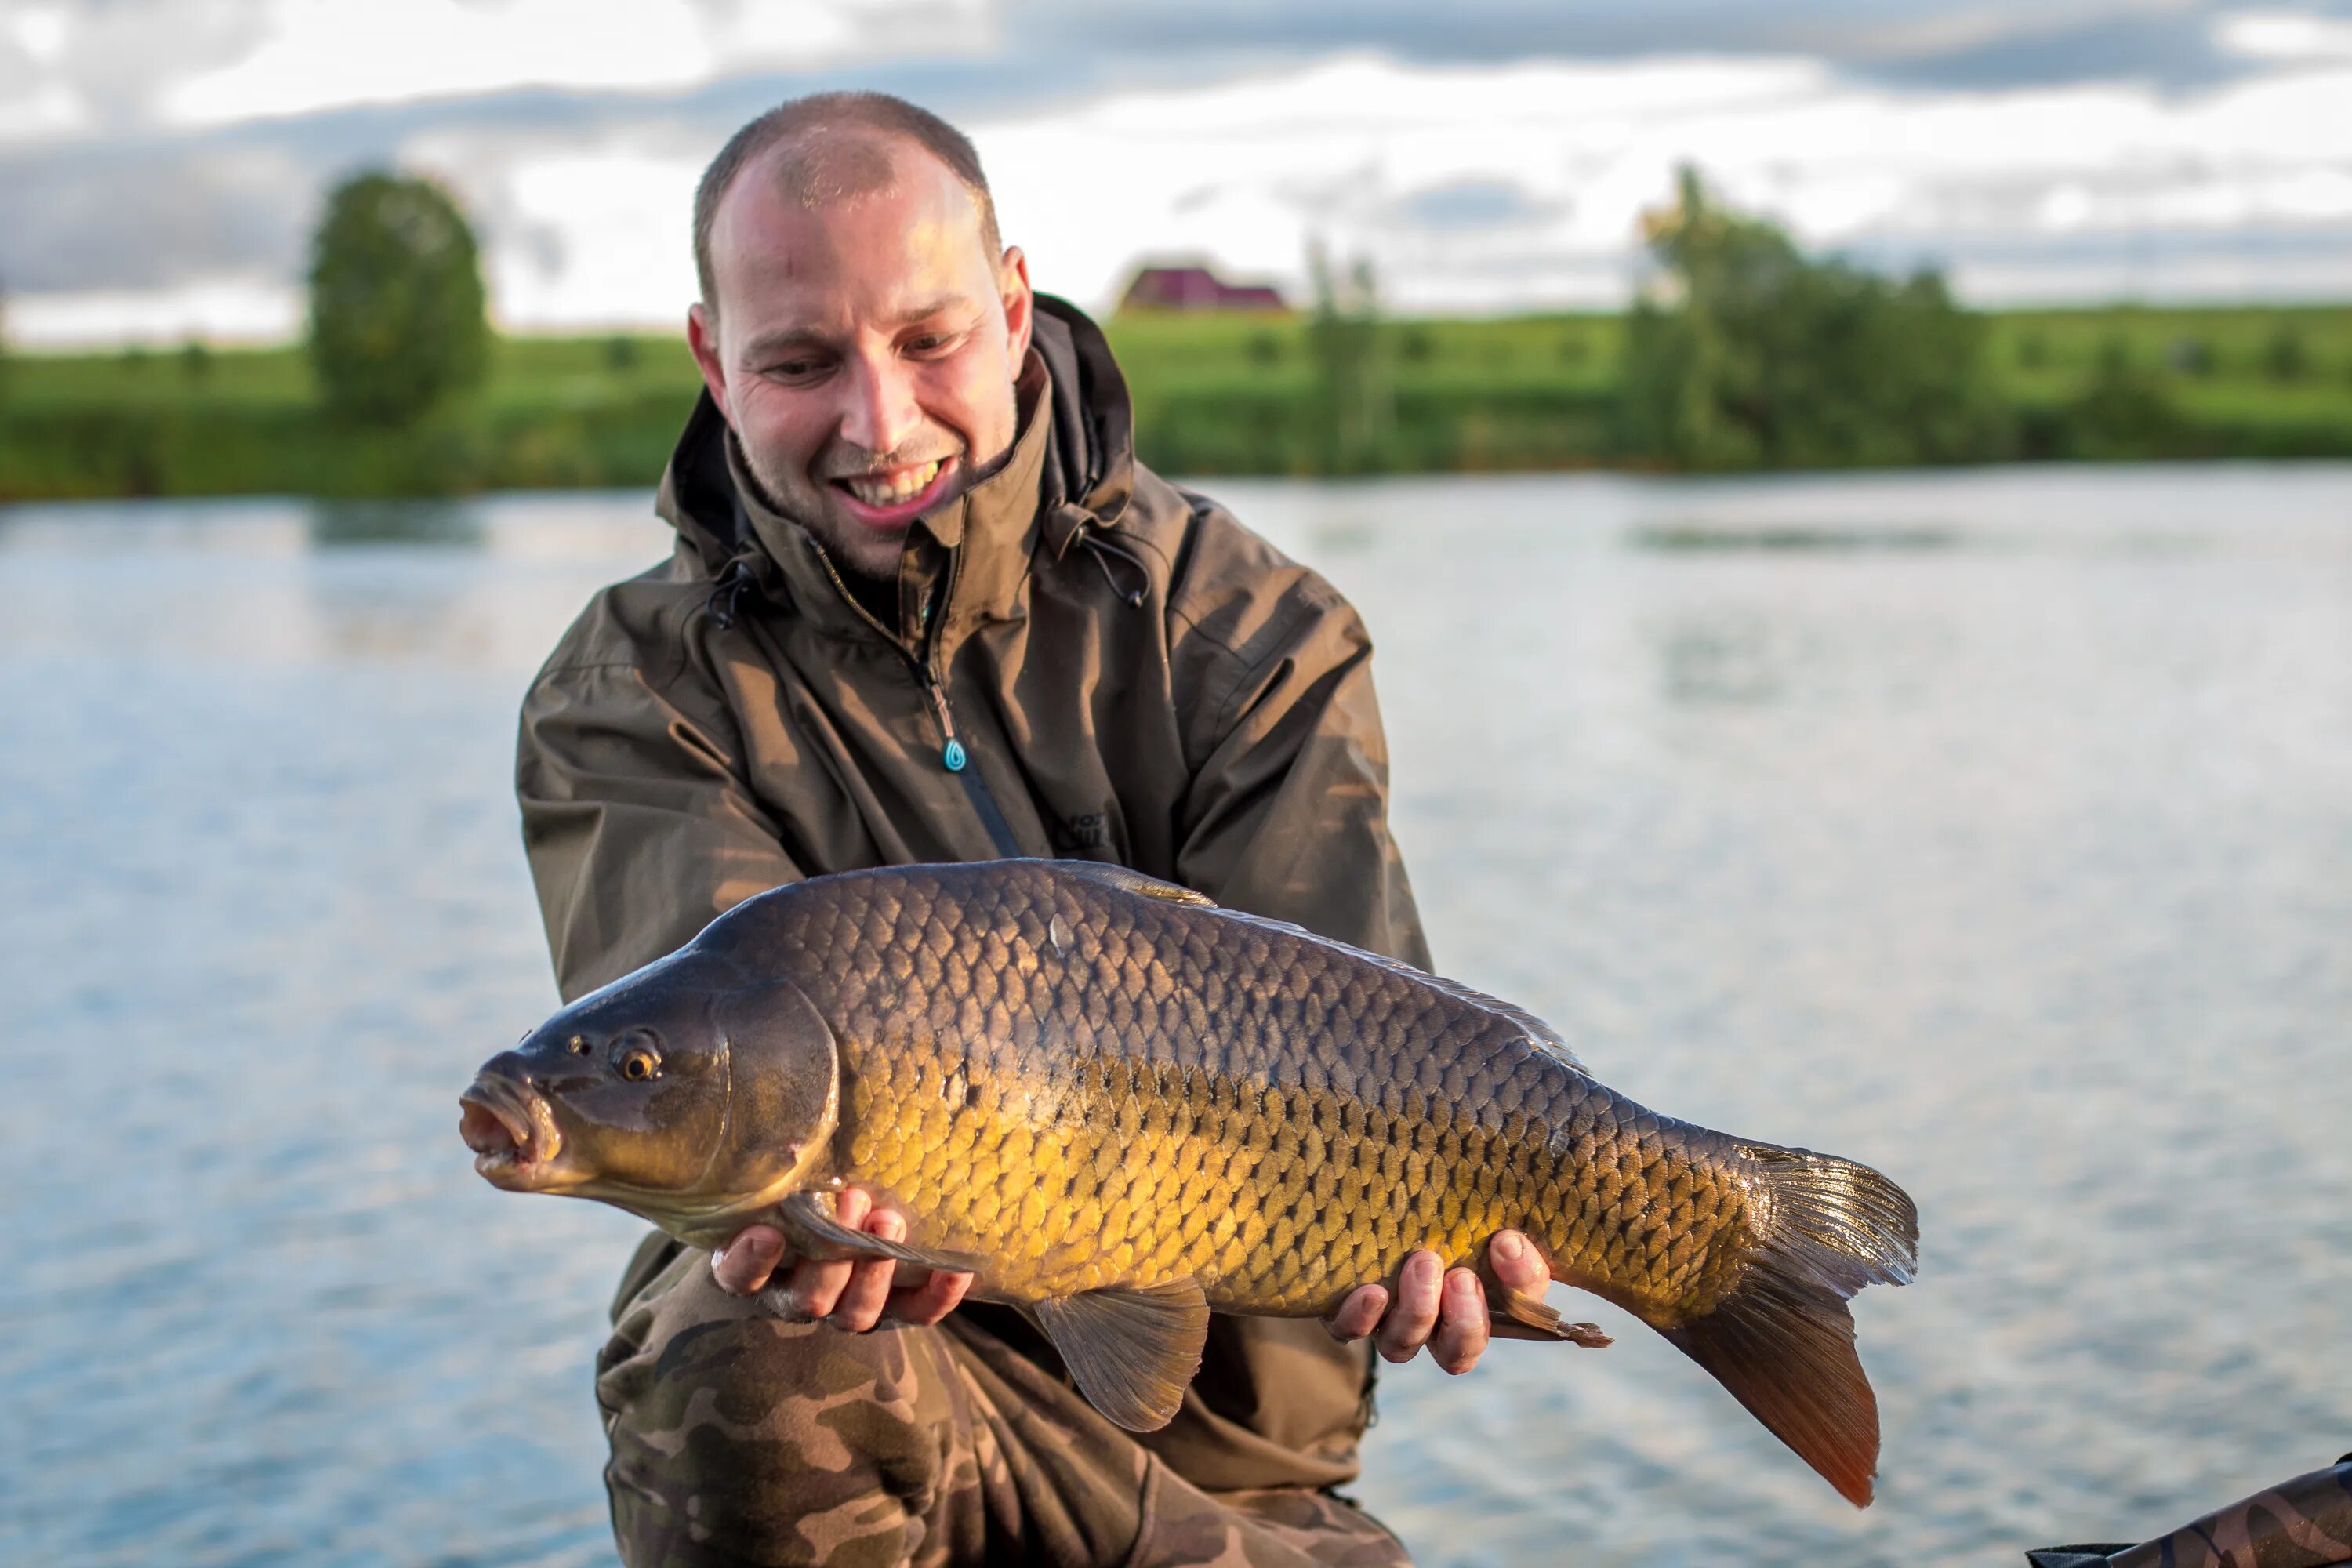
[4,465,2349,1567]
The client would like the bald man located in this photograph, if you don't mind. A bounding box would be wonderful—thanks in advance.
[516,91,1548,1567]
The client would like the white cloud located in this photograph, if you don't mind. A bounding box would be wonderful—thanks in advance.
[14,42,2352,340]
[158,0,991,128]
[397,125,706,330]
[2214,9,2352,61]
[0,76,86,143]
[967,52,2352,310]
[8,277,300,347]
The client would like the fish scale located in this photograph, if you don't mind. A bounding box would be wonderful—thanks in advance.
[789,865,1742,1319]
[467,857,1918,1505]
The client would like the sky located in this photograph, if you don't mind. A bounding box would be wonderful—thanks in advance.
[3,0,2350,345]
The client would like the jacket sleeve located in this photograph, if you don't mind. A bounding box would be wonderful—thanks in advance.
[1169,518,1432,973]
[517,648,801,1003]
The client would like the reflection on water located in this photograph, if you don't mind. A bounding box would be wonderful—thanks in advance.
[307,499,488,550]
[1629,522,1961,552]
[1654,615,1786,706]
[4,466,2350,1568]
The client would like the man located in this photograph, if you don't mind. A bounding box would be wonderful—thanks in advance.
[516,92,1548,1567]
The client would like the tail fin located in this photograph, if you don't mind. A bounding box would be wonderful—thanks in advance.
[1660,1145,1918,1508]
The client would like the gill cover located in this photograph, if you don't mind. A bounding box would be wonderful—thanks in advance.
[704,968,840,1201]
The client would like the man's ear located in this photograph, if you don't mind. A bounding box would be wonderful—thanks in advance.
[999,245,1034,365]
[688,302,733,425]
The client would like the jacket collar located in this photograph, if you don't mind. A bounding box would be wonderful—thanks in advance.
[655,296,1137,648]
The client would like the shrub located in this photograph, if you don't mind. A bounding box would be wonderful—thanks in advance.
[1618,168,2009,468]
[307,172,488,426]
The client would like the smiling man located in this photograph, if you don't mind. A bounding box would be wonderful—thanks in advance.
[517,92,1546,1568]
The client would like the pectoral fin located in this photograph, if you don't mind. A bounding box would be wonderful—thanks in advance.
[772,1192,985,1273]
[1027,1277,1210,1432]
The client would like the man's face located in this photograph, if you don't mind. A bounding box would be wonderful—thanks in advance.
[688,143,1033,581]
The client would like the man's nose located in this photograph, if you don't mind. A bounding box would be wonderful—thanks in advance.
[837,352,921,458]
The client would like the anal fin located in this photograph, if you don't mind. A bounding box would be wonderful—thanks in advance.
[1489,1276,1613,1347]
[1027,1277,1210,1432]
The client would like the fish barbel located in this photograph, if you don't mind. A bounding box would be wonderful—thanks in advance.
[462,859,1918,1505]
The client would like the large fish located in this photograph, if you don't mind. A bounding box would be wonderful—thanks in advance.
[463,859,1917,1504]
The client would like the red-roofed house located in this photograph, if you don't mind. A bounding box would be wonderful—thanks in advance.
[1116,263,1288,314]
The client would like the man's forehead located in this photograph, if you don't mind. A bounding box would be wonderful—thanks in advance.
[767,129,903,212]
[710,136,991,321]
[717,134,985,263]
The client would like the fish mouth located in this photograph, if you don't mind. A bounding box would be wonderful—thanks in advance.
[459,1076,571,1192]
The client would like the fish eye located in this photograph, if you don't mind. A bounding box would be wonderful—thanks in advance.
[613,1033,662,1082]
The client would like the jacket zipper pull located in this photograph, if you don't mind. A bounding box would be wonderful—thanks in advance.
[923,674,967,771]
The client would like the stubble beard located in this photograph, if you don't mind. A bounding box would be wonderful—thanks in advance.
[731,434,931,582]
[731,370,1026,584]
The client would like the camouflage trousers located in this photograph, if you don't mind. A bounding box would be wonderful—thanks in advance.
[596,1236,1413,1568]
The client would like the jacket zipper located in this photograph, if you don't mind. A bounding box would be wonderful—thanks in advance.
[809,546,1023,858]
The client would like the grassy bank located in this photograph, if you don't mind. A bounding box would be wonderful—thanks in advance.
[3,304,2348,501]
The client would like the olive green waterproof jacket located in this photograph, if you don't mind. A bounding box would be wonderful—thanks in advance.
[515,296,1431,1494]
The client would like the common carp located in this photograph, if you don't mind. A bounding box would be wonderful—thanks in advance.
[462,859,1918,1504]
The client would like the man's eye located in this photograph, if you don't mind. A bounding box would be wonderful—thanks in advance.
[906,333,957,356]
[769,359,823,379]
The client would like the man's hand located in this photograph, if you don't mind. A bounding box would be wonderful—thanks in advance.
[710,1187,974,1331]
[1323,1229,1547,1375]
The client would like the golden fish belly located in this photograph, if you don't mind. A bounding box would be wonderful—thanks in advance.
[833,1033,1759,1324]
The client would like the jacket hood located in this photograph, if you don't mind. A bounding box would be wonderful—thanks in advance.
[654,294,1134,585]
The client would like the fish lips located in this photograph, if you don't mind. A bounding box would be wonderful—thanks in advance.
[459,1075,575,1192]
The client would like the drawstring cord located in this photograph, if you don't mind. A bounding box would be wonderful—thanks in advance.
[708,557,755,629]
[711,520,1143,627]
[1073,525,1149,608]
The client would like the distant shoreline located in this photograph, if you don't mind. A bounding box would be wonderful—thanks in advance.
[5,303,2347,502]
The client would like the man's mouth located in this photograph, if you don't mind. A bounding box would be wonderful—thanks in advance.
[829,456,956,525]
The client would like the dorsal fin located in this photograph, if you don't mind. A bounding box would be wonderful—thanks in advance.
[1053,861,1216,907]
[1027,1277,1210,1431]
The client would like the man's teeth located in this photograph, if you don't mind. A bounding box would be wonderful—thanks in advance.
[843,461,942,507]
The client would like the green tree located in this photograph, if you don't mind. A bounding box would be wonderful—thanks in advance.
[307,172,488,426]
[1619,168,2008,469]
[1305,240,1392,473]
[2262,325,2308,383]
[2060,354,2187,459]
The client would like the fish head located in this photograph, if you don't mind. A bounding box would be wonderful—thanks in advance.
[461,941,839,1240]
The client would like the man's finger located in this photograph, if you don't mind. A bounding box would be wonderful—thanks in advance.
[789,1188,871,1319]
[1488,1229,1548,1296]
[1324,1283,1388,1342]
[1376,1251,1443,1363]
[791,1254,854,1320]
[1425,1267,1490,1375]
[827,1209,904,1331]
[712,1225,786,1295]
[887,1268,974,1327]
